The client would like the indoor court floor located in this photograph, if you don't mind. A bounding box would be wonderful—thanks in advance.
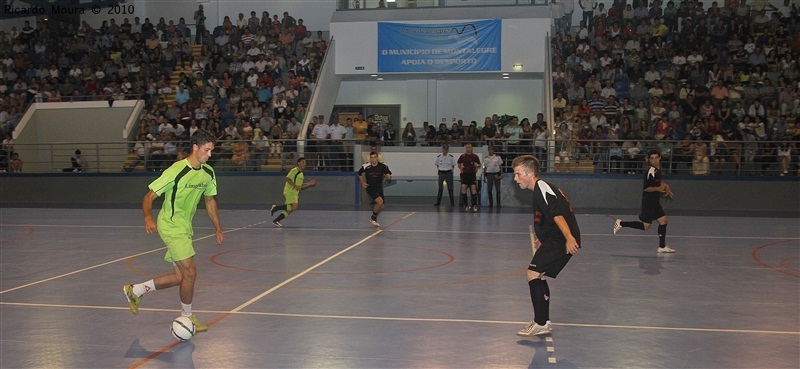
[0,206,798,369]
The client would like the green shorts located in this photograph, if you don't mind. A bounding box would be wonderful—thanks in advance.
[160,232,195,263]
[284,190,299,205]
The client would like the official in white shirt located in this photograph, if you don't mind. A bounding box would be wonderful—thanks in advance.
[483,145,504,207]
[434,145,456,206]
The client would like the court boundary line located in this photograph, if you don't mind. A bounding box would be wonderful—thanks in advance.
[2,301,797,336]
[128,212,417,368]
[8,224,798,240]
[0,224,257,295]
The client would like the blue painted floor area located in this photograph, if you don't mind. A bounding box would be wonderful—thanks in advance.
[1,208,798,369]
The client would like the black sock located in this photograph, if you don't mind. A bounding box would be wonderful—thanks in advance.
[275,205,287,211]
[471,194,477,206]
[621,221,645,230]
[460,193,467,205]
[274,213,286,222]
[371,212,378,219]
[658,224,667,247]
[528,279,550,326]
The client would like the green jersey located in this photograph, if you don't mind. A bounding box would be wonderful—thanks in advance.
[283,166,304,194]
[149,159,218,236]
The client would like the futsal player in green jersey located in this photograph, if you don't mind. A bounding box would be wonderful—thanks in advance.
[270,157,316,227]
[123,130,224,333]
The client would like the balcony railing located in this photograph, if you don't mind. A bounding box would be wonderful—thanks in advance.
[1,138,797,177]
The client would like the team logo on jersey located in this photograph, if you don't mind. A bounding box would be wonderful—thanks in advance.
[534,211,542,224]
[184,183,207,190]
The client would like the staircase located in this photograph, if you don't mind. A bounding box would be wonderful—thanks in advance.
[163,44,204,105]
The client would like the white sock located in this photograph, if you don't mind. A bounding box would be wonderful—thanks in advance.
[181,302,192,317]
[132,280,155,297]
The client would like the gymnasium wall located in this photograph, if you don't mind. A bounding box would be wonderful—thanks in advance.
[1,173,797,217]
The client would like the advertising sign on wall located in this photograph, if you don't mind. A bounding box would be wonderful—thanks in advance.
[377,19,501,73]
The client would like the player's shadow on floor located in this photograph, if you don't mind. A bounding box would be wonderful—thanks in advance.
[610,254,675,275]
[125,339,196,368]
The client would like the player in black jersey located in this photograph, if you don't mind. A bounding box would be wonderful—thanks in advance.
[512,155,581,337]
[613,150,676,253]
[358,151,392,227]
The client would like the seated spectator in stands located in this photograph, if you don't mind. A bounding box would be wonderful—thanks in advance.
[592,124,610,172]
[230,139,251,170]
[222,121,240,140]
[218,134,235,162]
[285,85,299,109]
[269,122,285,159]
[672,133,694,172]
[383,123,398,146]
[654,117,676,140]
[256,82,272,107]
[273,93,288,119]
[257,110,275,133]
[9,152,22,172]
[708,133,728,173]
[748,99,766,120]
[553,92,568,116]
[589,109,607,128]
[690,135,710,175]
[621,131,642,174]
[240,119,255,140]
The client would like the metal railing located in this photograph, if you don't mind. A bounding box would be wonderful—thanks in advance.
[1,138,797,177]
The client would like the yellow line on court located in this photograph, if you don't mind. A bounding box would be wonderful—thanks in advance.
[0,224,257,295]
[3,301,797,336]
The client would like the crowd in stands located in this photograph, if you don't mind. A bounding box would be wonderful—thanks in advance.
[1,1,798,176]
[0,5,328,171]
[546,0,800,175]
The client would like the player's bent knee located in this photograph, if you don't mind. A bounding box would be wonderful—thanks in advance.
[526,269,545,281]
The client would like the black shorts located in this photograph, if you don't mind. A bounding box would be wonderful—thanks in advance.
[366,186,384,201]
[639,203,666,224]
[460,173,477,186]
[528,242,573,278]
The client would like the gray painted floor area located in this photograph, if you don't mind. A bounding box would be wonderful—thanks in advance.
[1,207,798,369]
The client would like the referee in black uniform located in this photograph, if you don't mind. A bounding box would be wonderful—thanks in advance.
[512,155,580,337]
[612,150,676,253]
[434,145,456,206]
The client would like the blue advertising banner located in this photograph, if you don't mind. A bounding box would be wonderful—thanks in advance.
[378,19,501,73]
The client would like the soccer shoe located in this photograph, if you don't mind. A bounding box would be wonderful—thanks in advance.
[613,219,622,235]
[187,314,208,333]
[657,246,676,253]
[369,217,380,227]
[516,321,552,337]
[272,220,283,228]
[472,205,478,212]
[123,285,141,315]
[269,204,277,216]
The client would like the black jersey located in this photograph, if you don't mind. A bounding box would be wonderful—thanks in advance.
[642,165,662,207]
[532,179,581,247]
[358,162,392,189]
[458,153,480,174]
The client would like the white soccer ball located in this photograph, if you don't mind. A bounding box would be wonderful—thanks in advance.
[170,316,196,341]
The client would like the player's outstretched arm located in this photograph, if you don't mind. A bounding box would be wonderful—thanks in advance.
[302,179,317,189]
